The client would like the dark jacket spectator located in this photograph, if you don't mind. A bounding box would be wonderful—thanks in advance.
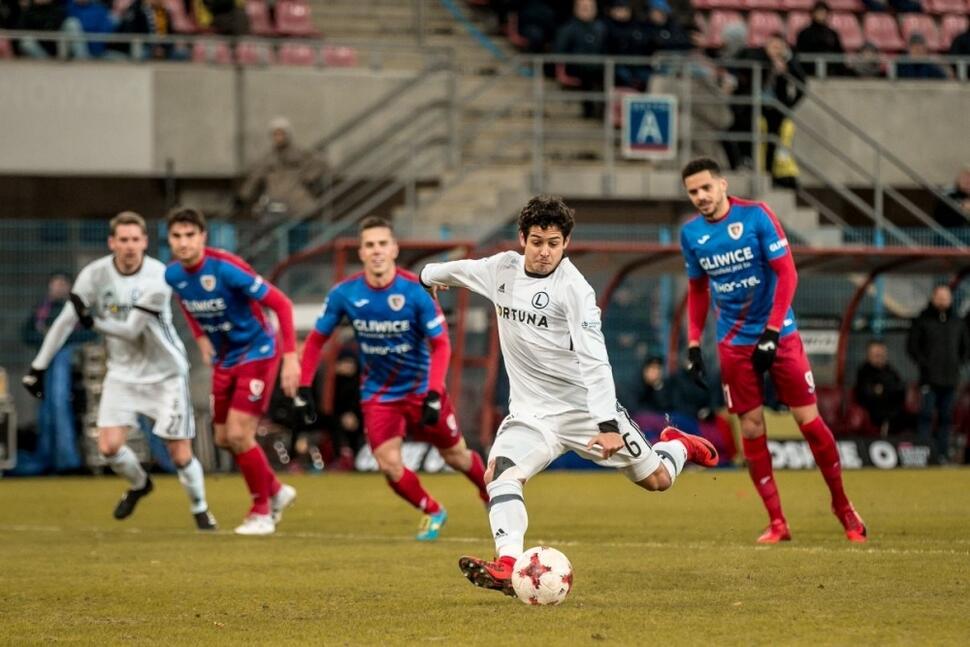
[854,340,906,432]
[643,0,691,53]
[932,166,970,229]
[795,2,845,76]
[605,0,650,90]
[512,0,572,53]
[897,33,948,79]
[847,41,885,78]
[638,357,675,413]
[554,0,607,118]
[17,0,69,57]
[949,27,970,56]
[1,0,22,29]
[907,287,970,388]
[116,0,179,59]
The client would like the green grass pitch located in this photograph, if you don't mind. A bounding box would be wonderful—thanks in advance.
[2,468,969,645]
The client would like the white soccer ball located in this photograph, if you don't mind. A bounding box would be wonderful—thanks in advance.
[511,546,574,606]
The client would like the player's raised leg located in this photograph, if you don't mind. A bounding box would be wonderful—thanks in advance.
[98,426,153,520]
[791,404,867,543]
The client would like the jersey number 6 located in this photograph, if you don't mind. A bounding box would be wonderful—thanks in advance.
[622,432,642,457]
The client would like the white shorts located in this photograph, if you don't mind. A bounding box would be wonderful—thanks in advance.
[97,375,196,440]
[488,407,661,483]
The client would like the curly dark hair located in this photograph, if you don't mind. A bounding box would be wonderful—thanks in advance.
[681,157,722,181]
[517,195,575,239]
[166,207,207,232]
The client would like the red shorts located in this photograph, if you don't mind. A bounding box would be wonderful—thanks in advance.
[362,391,462,451]
[211,355,281,424]
[718,333,817,415]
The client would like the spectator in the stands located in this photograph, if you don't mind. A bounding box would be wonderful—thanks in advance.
[949,24,970,57]
[116,0,185,60]
[1,0,22,29]
[889,0,922,12]
[897,33,948,79]
[718,21,756,170]
[512,0,571,53]
[932,166,970,229]
[854,339,906,435]
[554,0,608,119]
[847,41,884,78]
[755,33,806,188]
[907,285,970,463]
[643,0,691,54]
[66,0,123,59]
[16,0,88,59]
[605,0,651,90]
[638,356,674,414]
[794,1,845,77]
[238,116,330,231]
[195,0,248,35]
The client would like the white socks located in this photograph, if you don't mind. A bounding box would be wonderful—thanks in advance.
[653,440,688,485]
[487,478,528,558]
[103,445,147,490]
[176,457,209,514]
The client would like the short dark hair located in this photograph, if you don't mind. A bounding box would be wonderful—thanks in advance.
[517,195,575,239]
[358,216,393,236]
[812,1,829,11]
[866,339,886,348]
[681,157,722,181]
[109,211,147,236]
[166,207,207,232]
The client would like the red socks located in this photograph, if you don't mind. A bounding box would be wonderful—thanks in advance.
[388,468,441,514]
[465,451,489,504]
[799,416,850,510]
[235,445,278,516]
[742,435,786,524]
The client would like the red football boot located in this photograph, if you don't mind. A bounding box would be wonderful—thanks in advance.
[660,426,719,468]
[834,503,868,543]
[756,518,792,544]
[458,555,516,597]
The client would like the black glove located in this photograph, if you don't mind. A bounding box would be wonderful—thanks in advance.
[292,386,317,425]
[69,292,93,329]
[421,390,442,426]
[597,420,620,435]
[22,367,45,399]
[752,329,780,374]
[687,346,706,389]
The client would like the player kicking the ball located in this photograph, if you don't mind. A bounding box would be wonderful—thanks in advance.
[679,157,866,543]
[419,196,718,596]
[165,207,297,536]
[23,212,216,530]
[297,216,488,541]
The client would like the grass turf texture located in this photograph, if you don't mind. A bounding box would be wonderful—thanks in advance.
[1,469,969,645]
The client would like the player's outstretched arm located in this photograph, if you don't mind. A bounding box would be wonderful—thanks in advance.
[419,252,509,300]
[23,298,82,398]
[92,308,153,342]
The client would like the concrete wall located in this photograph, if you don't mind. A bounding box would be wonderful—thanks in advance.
[0,62,425,177]
[794,79,970,187]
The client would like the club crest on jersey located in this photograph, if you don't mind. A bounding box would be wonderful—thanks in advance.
[248,379,265,401]
[531,291,550,309]
[388,294,406,311]
[728,222,744,240]
[200,275,217,292]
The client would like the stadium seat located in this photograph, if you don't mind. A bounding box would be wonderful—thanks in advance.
[278,43,317,66]
[899,13,943,50]
[786,11,812,44]
[925,0,966,13]
[706,0,746,9]
[504,12,530,49]
[162,0,198,33]
[781,0,815,9]
[748,10,786,46]
[235,40,275,65]
[692,0,713,9]
[825,0,864,10]
[831,12,865,50]
[864,12,906,50]
[274,0,319,37]
[742,0,782,10]
[706,10,745,47]
[0,38,12,59]
[192,40,232,64]
[321,45,358,67]
[245,0,276,36]
[941,14,970,49]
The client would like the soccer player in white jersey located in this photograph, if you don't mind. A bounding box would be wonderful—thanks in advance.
[22,212,216,531]
[419,195,719,597]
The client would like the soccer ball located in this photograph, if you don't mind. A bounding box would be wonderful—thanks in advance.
[511,546,573,606]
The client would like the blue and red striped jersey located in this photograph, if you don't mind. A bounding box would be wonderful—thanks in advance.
[680,197,798,346]
[313,269,446,403]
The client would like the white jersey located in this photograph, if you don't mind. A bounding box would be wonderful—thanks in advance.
[421,251,619,424]
[71,255,188,383]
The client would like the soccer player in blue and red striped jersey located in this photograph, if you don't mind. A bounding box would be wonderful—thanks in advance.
[678,158,867,544]
[165,207,298,536]
[298,216,488,541]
